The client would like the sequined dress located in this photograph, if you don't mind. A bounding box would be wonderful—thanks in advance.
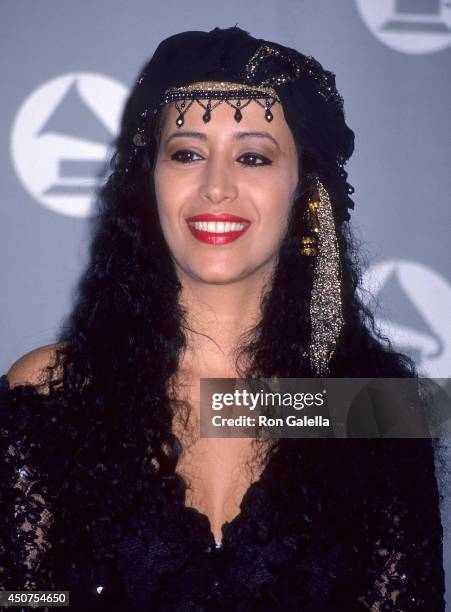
[0,374,446,611]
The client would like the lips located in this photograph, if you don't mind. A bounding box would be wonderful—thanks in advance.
[186,213,251,245]
[186,213,251,223]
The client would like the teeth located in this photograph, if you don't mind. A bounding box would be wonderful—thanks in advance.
[188,221,248,233]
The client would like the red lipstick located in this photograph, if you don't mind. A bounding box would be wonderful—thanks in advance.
[186,213,251,245]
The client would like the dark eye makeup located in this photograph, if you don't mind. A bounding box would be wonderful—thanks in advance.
[170,149,272,166]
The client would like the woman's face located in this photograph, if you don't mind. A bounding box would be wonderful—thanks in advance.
[153,98,299,285]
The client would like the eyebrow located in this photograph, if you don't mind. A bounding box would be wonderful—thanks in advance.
[164,130,280,150]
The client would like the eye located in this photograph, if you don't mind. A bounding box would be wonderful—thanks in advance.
[169,150,272,166]
[170,149,203,163]
[237,152,272,167]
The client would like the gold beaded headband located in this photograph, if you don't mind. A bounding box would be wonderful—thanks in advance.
[132,80,280,146]
[161,80,280,127]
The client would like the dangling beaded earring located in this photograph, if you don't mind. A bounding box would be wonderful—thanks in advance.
[300,198,321,256]
[302,177,344,376]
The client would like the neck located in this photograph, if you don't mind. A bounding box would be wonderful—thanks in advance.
[177,267,273,377]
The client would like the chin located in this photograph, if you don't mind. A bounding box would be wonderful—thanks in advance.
[191,269,246,284]
[178,257,248,282]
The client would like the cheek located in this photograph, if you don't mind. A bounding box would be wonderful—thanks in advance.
[254,175,295,229]
[153,164,166,211]
[154,165,183,222]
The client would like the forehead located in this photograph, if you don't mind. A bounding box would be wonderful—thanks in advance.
[159,99,294,141]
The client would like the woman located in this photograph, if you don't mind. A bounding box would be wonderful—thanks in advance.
[0,26,447,610]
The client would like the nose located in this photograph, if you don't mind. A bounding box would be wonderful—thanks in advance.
[198,155,238,205]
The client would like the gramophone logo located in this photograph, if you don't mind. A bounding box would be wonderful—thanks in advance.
[10,73,128,217]
[361,260,451,377]
[355,0,451,54]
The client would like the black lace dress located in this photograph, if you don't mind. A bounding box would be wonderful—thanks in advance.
[0,374,446,611]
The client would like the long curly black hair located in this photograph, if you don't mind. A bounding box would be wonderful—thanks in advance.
[3,46,449,590]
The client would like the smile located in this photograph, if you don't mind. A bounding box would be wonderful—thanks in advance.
[187,220,251,244]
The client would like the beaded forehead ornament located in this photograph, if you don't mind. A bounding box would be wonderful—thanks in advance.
[130,29,349,376]
[160,81,280,127]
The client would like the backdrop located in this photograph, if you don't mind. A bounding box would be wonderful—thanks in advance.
[1,0,450,603]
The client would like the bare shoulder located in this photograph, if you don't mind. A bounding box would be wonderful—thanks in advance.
[6,342,66,394]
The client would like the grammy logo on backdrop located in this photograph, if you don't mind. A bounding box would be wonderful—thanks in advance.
[40,82,109,197]
[381,0,451,33]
